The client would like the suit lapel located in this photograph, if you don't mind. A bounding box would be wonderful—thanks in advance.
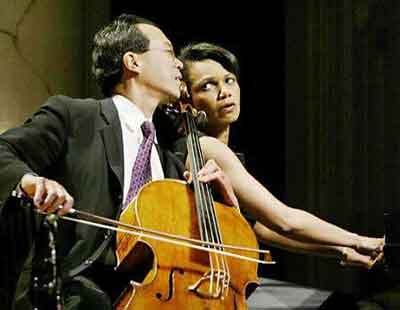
[98,98,184,191]
[155,144,185,180]
[99,98,124,191]
[155,143,166,173]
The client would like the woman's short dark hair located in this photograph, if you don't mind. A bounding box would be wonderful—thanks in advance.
[178,42,240,88]
[92,14,156,96]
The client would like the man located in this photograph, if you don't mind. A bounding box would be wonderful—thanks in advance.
[0,14,237,309]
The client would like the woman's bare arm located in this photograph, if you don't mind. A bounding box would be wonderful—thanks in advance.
[196,136,383,254]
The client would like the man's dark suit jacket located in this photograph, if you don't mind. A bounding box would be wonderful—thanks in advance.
[0,95,185,308]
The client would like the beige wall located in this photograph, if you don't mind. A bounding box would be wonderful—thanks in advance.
[0,0,110,132]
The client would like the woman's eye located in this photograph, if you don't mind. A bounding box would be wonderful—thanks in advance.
[201,82,214,91]
[226,77,236,84]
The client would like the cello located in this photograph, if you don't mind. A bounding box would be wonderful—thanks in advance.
[114,102,264,309]
[12,103,273,309]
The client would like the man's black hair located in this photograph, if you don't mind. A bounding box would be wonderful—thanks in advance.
[92,14,157,96]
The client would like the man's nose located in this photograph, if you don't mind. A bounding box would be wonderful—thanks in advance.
[175,57,183,69]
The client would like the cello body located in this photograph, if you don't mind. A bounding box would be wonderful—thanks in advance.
[115,179,259,309]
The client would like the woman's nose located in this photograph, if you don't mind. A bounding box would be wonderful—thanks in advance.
[218,85,232,99]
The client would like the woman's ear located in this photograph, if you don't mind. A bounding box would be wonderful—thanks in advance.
[122,51,140,74]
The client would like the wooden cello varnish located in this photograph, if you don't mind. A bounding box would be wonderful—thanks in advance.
[114,107,260,309]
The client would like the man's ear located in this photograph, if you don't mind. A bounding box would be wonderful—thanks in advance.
[122,51,140,74]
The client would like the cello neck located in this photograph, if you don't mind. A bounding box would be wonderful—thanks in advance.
[183,111,225,245]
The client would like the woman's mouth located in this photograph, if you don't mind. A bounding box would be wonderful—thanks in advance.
[220,103,236,113]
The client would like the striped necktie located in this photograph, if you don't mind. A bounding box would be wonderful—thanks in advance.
[123,120,155,208]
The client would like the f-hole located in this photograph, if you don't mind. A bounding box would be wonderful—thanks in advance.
[156,267,184,301]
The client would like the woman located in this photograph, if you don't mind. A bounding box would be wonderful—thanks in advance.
[173,42,383,268]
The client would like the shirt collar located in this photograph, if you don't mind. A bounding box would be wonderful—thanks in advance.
[112,94,158,142]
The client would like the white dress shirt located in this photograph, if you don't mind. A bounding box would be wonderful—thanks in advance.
[112,95,164,204]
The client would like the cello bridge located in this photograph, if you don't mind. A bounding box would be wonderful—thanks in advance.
[187,270,229,299]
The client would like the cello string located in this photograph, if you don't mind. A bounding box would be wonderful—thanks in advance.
[187,114,218,294]
[188,113,225,295]
[189,113,228,296]
[186,121,217,294]
[190,114,229,295]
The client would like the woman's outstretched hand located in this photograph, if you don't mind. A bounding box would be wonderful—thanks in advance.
[340,247,384,269]
[356,236,384,257]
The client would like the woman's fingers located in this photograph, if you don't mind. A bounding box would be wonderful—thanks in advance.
[197,159,239,208]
